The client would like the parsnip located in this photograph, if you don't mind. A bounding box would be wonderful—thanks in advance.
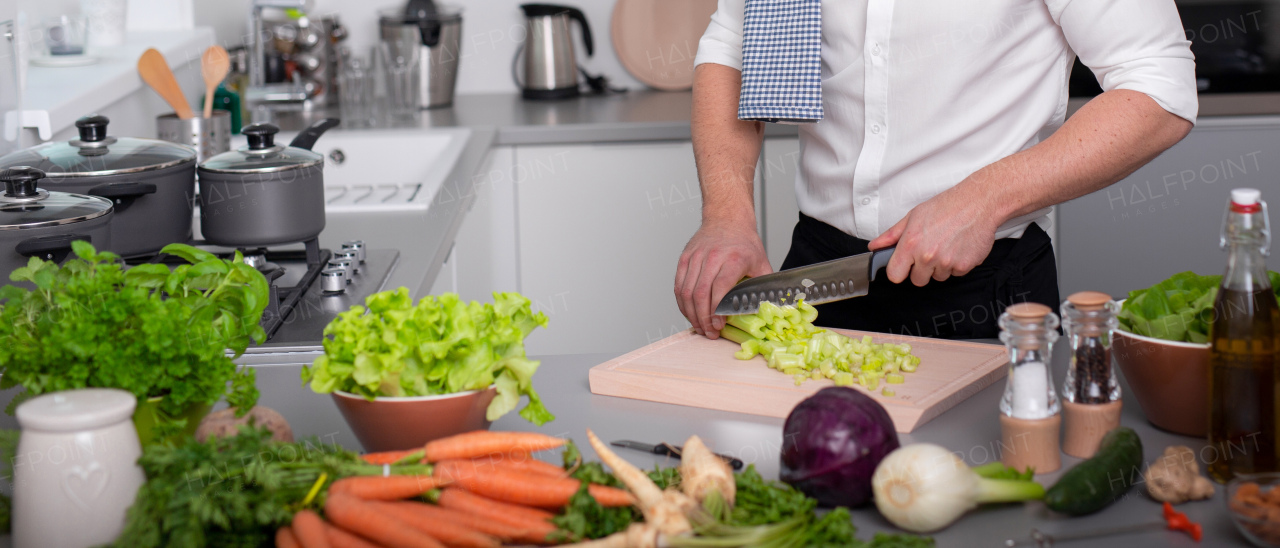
[586,429,694,537]
[679,436,735,506]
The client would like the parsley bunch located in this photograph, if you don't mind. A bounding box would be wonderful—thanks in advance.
[0,242,268,428]
[114,426,431,548]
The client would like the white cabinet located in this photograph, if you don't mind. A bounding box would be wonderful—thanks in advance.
[761,138,800,270]
[429,147,521,301]
[514,141,747,356]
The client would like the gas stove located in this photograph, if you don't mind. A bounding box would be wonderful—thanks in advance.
[127,239,399,360]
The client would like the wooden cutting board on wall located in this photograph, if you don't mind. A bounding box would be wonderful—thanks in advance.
[589,329,1009,432]
[611,0,718,90]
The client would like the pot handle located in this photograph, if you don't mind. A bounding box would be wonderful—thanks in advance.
[289,118,341,151]
[88,182,157,199]
[16,234,89,263]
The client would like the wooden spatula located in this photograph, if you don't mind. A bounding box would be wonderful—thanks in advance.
[138,48,194,120]
[200,46,230,119]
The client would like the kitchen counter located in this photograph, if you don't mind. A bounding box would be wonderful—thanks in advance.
[247,337,1237,548]
[267,90,1280,148]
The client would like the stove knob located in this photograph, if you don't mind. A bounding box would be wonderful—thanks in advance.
[335,251,360,273]
[340,241,366,263]
[321,268,347,293]
[327,259,354,282]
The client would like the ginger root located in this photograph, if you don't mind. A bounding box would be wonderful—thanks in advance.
[1143,445,1214,504]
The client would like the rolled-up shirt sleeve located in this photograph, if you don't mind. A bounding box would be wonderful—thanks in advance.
[1046,0,1198,123]
[694,0,746,70]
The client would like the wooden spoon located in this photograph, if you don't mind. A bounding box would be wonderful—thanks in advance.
[137,48,194,120]
[200,46,230,120]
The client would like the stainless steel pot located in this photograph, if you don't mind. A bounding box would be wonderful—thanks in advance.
[0,167,114,280]
[0,115,196,258]
[197,119,338,247]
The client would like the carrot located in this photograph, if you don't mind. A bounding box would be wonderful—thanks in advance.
[434,460,634,508]
[386,500,555,545]
[329,475,450,501]
[325,493,445,548]
[438,486,555,522]
[424,432,565,462]
[324,523,383,548]
[467,454,566,478]
[292,510,333,548]
[361,449,425,465]
[367,500,501,548]
[277,527,303,548]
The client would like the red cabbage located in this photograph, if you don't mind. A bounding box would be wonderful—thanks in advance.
[780,386,900,507]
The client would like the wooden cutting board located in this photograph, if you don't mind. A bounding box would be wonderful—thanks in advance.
[589,329,1008,432]
[611,0,718,90]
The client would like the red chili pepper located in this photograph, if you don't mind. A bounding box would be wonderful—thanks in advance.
[1162,501,1203,542]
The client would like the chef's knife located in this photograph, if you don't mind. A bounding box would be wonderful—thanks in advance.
[715,247,895,316]
[610,440,744,470]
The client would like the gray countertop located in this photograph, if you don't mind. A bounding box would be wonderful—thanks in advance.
[267,90,1280,148]
[249,337,1240,548]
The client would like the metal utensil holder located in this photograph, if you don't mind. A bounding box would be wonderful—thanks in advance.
[156,111,231,163]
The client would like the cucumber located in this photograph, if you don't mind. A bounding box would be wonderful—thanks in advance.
[1044,426,1143,515]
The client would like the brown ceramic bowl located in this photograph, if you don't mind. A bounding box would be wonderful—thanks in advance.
[331,387,498,452]
[1113,325,1210,437]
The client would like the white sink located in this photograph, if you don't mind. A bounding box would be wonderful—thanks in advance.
[238,126,472,213]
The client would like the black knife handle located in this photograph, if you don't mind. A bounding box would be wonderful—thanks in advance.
[659,443,745,471]
[869,246,894,281]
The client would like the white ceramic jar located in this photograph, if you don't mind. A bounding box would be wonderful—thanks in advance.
[12,389,146,548]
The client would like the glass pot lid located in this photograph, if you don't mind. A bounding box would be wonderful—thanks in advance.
[198,123,324,174]
[0,167,113,230]
[0,115,196,178]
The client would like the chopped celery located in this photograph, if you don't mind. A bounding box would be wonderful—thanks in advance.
[727,315,768,339]
[715,298,922,388]
[882,388,896,397]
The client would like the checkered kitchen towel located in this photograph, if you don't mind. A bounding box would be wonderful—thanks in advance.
[737,0,823,123]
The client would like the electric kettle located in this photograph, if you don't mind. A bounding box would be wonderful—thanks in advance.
[519,3,593,100]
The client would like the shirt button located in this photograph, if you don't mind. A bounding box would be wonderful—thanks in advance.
[872,43,882,56]
[870,124,881,134]
[861,198,871,206]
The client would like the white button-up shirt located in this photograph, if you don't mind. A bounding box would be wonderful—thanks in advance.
[696,0,1198,240]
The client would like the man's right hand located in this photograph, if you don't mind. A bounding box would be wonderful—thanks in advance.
[675,221,772,339]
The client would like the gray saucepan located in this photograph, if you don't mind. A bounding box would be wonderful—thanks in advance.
[197,118,338,247]
[0,167,114,282]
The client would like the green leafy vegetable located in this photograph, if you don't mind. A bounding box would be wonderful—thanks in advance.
[114,426,431,548]
[302,288,554,425]
[0,242,267,433]
[1117,271,1280,343]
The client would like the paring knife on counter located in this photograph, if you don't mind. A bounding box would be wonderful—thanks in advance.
[715,247,895,316]
[610,440,745,470]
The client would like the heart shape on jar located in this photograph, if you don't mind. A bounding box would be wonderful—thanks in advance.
[61,462,109,510]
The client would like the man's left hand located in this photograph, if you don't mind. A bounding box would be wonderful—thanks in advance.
[867,186,1000,287]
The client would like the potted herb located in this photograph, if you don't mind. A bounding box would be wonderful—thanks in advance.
[302,288,554,451]
[0,242,269,445]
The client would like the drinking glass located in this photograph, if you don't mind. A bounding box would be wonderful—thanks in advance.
[339,56,376,129]
[42,15,89,56]
[378,41,420,118]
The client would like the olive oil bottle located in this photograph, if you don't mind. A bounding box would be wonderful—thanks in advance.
[1209,188,1280,483]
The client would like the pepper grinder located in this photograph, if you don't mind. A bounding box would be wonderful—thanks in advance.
[999,302,1062,473]
[1061,291,1123,458]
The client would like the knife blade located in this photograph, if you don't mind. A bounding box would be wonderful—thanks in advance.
[610,440,744,470]
[715,247,895,316]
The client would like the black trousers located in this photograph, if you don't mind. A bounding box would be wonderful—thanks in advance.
[780,213,1060,339]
